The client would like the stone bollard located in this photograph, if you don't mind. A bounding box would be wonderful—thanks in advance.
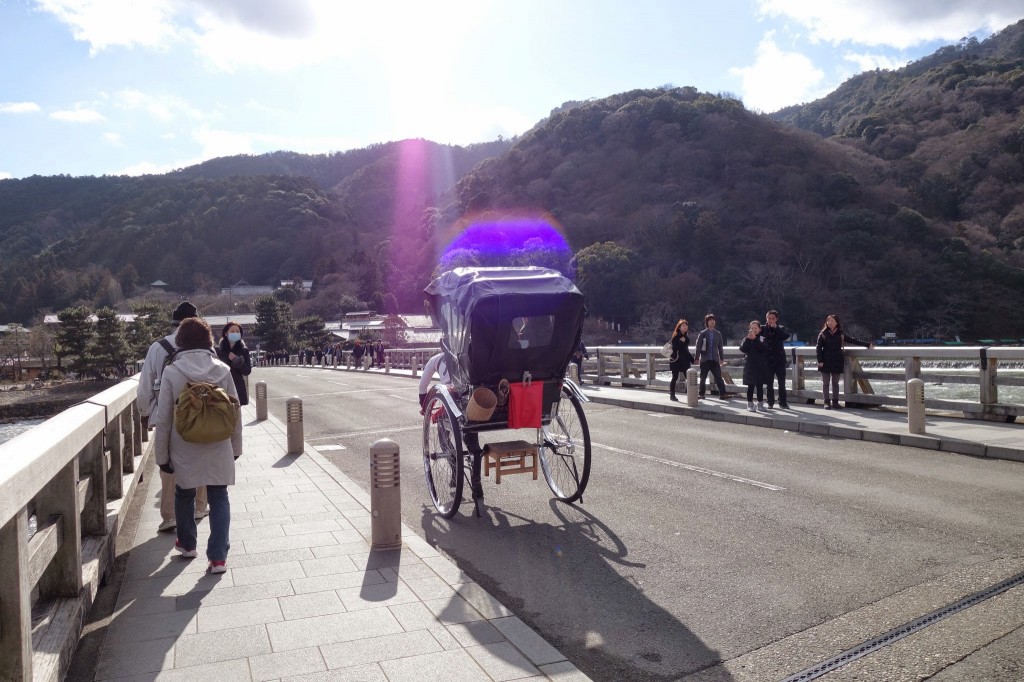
[370,439,402,549]
[363,355,371,371]
[286,396,304,455]
[346,354,353,370]
[568,363,579,383]
[385,355,391,374]
[255,381,268,421]
[686,367,699,407]
[412,356,419,378]
[907,378,926,434]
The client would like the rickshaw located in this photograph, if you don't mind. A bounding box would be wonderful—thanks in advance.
[421,266,592,518]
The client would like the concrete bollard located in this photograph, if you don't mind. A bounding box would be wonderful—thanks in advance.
[370,439,402,549]
[286,396,304,455]
[363,355,371,371]
[385,355,391,374]
[907,378,926,434]
[346,354,352,370]
[686,367,699,407]
[412,357,419,378]
[255,381,268,421]
[568,363,579,383]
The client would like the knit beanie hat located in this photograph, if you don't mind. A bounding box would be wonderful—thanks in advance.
[172,300,198,321]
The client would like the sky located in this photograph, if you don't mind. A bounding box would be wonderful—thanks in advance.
[0,0,1021,180]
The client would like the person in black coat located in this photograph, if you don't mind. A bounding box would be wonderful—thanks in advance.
[739,321,770,412]
[762,309,791,409]
[216,321,252,405]
[815,314,873,410]
[667,319,694,402]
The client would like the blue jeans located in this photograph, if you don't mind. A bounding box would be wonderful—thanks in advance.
[175,484,230,561]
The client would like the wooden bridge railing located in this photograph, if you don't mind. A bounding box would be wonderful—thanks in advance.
[584,346,1024,422]
[0,377,147,681]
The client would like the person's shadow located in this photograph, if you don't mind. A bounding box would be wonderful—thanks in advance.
[421,501,733,681]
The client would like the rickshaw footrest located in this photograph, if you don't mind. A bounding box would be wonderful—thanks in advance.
[482,441,538,484]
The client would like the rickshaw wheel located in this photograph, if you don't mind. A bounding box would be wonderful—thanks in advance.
[422,392,464,518]
[538,386,591,503]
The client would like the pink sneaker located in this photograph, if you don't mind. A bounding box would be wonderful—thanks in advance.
[174,541,198,558]
[207,560,227,574]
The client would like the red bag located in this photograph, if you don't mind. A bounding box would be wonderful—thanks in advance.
[508,380,543,429]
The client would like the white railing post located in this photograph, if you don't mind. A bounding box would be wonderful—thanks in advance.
[908,378,926,434]
[0,508,32,681]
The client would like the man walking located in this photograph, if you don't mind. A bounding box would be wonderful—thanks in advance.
[762,309,791,409]
[693,314,733,399]
[137,301,208,531]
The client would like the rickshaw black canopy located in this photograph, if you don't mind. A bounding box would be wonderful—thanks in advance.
[425,267,585,388]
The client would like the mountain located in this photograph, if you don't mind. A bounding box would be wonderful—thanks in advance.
[2,22,1024,340]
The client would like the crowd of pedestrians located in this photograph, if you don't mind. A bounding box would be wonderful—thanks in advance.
[660,309,874,410]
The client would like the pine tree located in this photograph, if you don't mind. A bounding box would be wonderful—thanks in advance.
[91,307,130,378]
[55,306,95,376]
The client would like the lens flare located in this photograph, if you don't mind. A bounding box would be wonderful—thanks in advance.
[437,211,575,276]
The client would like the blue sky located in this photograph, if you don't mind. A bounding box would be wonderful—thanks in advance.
[0,0,1020,179]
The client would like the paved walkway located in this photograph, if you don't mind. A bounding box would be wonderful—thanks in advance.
[92,404,590,681]
[581,384,1024,462]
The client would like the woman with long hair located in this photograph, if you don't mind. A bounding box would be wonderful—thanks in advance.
[815,314,873,409]
[668,319,694,402]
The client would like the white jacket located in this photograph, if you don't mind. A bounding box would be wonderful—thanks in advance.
[153,349,243,489]
[137,331,177,418]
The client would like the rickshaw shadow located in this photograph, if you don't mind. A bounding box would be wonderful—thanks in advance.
[419,502,733,681]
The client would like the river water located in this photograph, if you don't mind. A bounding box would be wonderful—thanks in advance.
[0,419,44,445]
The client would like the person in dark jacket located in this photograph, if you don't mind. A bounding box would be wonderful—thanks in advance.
[740,321,770,412]
[762,309,791,409]
[216,321,252,405]
[352,340,365,367]
[667,319,694,402]
[815,314,873,409]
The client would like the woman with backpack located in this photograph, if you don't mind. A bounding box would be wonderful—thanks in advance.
[216,321,252,405]
[154,318,242,574]
[815,314,874,410]
[667,319,694,402]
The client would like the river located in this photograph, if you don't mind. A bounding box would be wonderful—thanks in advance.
[0,419,44,445]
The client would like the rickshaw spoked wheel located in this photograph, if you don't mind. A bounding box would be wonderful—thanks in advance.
[422,392,465,518]
[538,385,591,503]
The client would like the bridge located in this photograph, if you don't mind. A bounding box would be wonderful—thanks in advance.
[1,350,1022,681]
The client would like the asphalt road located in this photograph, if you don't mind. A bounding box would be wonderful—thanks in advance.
[253,366,1024,681]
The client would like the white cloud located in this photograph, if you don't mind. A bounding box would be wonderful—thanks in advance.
[114,159,195,176]
[0,102,41,114]
[757,0,1022,49]
[34,0,180,53]
[843,52,910,73]
[0,171,13,179]
[102,132,122,145]
[111,89,205,123]
[730,33,826,113]
[50,107,105,122]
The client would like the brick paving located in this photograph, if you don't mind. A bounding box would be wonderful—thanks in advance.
[93,404,590,681]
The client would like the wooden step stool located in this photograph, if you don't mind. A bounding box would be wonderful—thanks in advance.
[482,440,538,484]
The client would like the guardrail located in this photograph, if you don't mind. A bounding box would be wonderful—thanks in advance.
[583,346,1024,422]
[0,377,147,681]
[272,348,443,372]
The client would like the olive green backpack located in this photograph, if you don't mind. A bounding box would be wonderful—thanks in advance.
[174,380,239,443]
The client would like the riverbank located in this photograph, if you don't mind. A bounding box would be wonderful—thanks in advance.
[0,380,118,422]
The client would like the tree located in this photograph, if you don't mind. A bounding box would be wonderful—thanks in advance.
[295,315,329,348]
[0,324,27,381]
[254,295,294,351]
[91,307,130,378]
[573,241,638,319]
[28,324,55,380]
[55,306,95,376]
[128,301,171,361]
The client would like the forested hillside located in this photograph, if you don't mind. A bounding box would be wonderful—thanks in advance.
[0,139,511,322]
[2,22,1023,340]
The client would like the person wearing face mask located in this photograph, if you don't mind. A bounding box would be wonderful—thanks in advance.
[217,321,252,405]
